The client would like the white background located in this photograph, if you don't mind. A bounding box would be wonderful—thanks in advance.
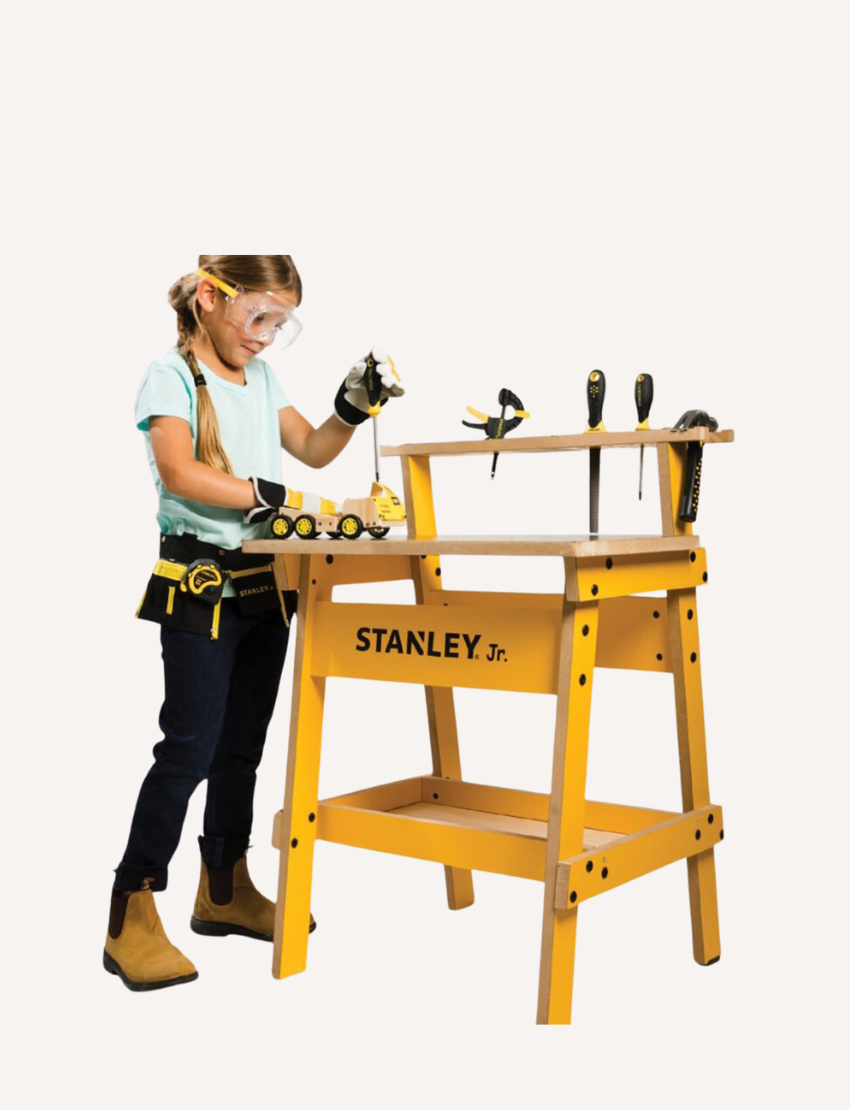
[5,0,848,1105]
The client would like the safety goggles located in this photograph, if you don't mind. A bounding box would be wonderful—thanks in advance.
[197,269,302,348]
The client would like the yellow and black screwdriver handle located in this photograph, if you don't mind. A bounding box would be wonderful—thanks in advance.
[672,409,718,523]
[363,352,400,417]
[635,373,653,430]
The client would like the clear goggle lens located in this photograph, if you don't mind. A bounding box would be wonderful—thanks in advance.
[199,272,302,348]
[226,292,302,347]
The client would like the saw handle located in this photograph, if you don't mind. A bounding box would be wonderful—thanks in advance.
[587,370,606,429]
[679,441,703,522]
[635,374,653,427]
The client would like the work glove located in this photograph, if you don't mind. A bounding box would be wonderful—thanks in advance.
[244,479,338,525]
[244,477,287,525]
[334,348,405,427]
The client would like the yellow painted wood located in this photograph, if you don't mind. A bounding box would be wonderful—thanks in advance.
[272,556,329,981]
[309,600,562,695]
[322,555,412,590]
[571,549,707,601]
[667,588,721,965]
[317,802,547,880]
[426,592,672,673]
[554,805,724,908]
[537,595,599,1025]
[657,443,694,537]
[402,455,474,910]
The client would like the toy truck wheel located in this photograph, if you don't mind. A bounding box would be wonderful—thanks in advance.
[338,514,364,540]
[270,513,293,539]
[294,514,318,539]
[367,527,390,539]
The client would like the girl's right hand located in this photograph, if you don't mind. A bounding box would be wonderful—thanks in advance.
[334,349,405,426]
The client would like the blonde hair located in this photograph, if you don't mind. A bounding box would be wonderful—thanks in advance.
[167,255,303,474]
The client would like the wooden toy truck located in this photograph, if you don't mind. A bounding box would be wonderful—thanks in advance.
[270,482,406,541]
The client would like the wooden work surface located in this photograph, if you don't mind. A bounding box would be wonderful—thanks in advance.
[244,533,700,558]
[381,428,734,458]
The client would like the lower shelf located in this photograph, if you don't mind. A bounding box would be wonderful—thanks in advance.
[271,776,722,888]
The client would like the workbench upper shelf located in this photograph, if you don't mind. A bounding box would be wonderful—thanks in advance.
[381,428,734,458]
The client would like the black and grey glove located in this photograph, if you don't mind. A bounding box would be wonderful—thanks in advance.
[244,477,287,525]
[333,348,405,427]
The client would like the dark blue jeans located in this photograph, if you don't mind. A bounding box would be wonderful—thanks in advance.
[113,599,291,892]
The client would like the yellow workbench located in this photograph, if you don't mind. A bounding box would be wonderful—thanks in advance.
[244,427,733,1024]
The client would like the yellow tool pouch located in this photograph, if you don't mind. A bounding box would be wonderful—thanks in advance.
[136,559,224,640]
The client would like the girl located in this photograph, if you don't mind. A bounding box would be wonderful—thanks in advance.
[104,255,404,991]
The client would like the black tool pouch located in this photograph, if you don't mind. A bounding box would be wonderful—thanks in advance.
[136,559,224,639]
[229,564,283,617]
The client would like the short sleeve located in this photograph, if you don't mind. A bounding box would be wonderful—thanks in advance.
[263,362,291,411]
[135,362,193,432]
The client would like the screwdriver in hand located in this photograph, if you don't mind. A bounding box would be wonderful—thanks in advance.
[634,373,654,500]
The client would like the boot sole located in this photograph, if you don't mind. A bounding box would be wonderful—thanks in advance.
[190,916,317,940]
[103,949,198,991]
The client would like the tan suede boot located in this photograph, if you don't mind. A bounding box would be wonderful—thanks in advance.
[104,881,198,991]
[190,853,316,941]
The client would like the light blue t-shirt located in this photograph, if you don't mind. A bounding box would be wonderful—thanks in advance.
[135,347,291,581]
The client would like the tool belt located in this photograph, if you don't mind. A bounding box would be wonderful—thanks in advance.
[136,534,296,639]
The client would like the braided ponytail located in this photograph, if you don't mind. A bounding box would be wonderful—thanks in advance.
[167,271,235,475]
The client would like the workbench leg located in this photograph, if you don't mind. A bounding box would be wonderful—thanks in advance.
[537,593,599,1025]
[273,556,326,980]
[667,587,721,966]
[403,454,474,911]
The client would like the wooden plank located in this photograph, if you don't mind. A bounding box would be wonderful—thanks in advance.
[537,592,599,1025]
[272,555,328,981]
[382,429,735,458]
[317,803,547,880]
[554,805,724,909]
[309,600,562,695]
[401,456,474,911]
[245,534,700,558]
[667,588,721,965]
[657,443,694,538]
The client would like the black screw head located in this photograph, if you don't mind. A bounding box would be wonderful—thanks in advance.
[695,829,702,840]
[703,572,708,582]
[687,609,694,620]
[308,813,316,822]
[691,651,698,663]
[570,891,577,904]
[582,624,590,636]
[579,674,587,686]
[690,551,697,563]
[720,829,725,840]
[586,861,593,872]
[435,567,442,577]
[708,813,714,824]
[432,793,439,799]
[656,653,663,661]
[601,867,609,879]
[311,579,317,586]
[291,838,299,849]
[653,610,660,619]
[606,558,613,569]
[591,584,599,596]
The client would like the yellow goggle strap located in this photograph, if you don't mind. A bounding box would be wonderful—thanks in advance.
[197,268,239,299]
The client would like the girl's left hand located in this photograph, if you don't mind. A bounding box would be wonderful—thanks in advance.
[334,349,405,426]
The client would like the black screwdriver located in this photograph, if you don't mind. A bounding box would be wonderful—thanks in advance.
[586,370,606,534]
[634,373,654,499]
